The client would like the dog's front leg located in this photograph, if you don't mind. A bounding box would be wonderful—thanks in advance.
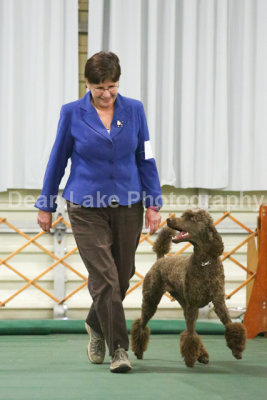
[212,297,232,326]
[213,297,246,359]
[180,307,202,367]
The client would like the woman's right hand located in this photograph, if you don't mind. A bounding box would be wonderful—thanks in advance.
[37,210,52,232]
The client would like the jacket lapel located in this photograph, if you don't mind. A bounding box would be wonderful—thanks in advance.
[110,94,129,139]
[79,92,129,142]
[79,92,112,142]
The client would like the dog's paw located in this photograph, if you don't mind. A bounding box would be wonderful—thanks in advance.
[135,352,144,360]
[198,353,209,364]
[180,332,201,368]
[232,350,242,360]
[225,322,246,360]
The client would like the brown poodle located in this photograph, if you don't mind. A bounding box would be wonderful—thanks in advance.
[131,209,246,367]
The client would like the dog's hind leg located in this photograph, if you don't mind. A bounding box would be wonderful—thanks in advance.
[131,267,164,359]
[180,307,202,367]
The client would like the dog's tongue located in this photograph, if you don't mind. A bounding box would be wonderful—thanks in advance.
[176,231,190,240]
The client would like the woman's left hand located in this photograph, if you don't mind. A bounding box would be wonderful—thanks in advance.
[145,208,161,235]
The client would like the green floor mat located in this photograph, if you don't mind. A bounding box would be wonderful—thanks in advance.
[0,334,266,400]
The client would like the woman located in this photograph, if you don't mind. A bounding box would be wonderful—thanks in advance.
[35,51,162,373]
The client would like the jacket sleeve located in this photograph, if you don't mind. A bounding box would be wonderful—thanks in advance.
[34,106,74,212]
[135,102,162,208]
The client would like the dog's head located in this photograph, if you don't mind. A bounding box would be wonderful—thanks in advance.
[167,209,224,256]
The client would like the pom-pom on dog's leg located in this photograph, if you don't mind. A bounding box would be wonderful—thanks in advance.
[213,299,246,359]
[180,330,202,368]
[225,322,247,359]
[131,318,150,359]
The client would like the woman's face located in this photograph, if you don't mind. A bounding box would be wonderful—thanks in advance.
[86,79,119,109]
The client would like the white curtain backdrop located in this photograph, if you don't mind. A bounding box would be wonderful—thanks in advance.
[0,0,78,192]
[88,0,267,190]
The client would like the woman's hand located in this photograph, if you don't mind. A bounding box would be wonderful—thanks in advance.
[37,210,52,232]
[145,208,161,235]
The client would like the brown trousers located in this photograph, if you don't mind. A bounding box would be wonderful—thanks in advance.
[67,201,143,356]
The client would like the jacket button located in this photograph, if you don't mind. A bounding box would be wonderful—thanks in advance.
[109,160,114,164]
[110,174,114,179]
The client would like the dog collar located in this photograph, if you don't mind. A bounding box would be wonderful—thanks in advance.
[201,260,211,267]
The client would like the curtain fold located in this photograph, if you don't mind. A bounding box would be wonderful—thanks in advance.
[0,0,78,192]
[88,0,267,190]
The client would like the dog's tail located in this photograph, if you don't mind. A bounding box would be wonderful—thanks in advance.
[152,227,176,259]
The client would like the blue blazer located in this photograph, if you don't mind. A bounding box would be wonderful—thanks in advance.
[35,92,162,212]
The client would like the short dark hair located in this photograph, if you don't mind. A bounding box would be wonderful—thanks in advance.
[84,51,121,84]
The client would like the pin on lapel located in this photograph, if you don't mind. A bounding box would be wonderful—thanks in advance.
[117,120,123,127]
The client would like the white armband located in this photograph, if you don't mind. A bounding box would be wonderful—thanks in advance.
[144,140,154,160]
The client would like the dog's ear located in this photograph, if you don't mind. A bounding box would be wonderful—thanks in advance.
[207,225,224,256]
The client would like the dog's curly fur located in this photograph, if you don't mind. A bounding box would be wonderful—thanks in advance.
[131,209,246,367]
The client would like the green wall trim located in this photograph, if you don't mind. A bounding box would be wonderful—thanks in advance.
[0,319,225,335]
